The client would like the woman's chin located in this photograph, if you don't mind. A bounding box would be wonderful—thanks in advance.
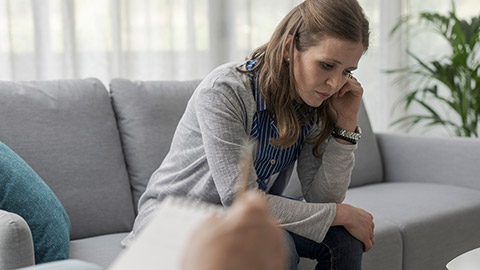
[305,99,324,108]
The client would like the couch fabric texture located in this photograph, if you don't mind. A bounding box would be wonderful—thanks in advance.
[1,78,480,270]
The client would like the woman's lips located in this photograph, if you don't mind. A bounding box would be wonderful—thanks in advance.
[315,91,330,99]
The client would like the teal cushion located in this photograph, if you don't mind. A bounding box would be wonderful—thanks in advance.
[0,141,71,264]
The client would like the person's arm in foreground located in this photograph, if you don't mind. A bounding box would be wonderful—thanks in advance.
[182,191,288,270]
[292,75,375,252]
[329,75,376,251]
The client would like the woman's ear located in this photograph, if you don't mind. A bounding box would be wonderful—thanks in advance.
[283,34,294,62]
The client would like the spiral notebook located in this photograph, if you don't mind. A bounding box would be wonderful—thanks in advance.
[108,196,225,270]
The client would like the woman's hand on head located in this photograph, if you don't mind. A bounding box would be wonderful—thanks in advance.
[331,76,364,131]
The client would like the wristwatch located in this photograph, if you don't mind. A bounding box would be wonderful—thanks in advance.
[331,126,362,144]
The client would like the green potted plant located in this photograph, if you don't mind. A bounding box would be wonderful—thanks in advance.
[389,1,480,137]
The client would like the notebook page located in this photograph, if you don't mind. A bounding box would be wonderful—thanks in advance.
[108,196,224,270]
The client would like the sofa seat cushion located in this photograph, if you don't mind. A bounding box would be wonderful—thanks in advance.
[0,78,135,239]
[345,182,480,270]
[70,232,129,268]
[360,218,403,270]
[0,142,70,264]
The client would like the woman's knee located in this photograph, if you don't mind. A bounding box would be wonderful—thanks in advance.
[330,226,363,251]
[324,226,363,268]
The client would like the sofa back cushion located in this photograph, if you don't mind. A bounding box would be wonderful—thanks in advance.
[0,78,135,239]
[110,79,200,211]
[349,102,384,187]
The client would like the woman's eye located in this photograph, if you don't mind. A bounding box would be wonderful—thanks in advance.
[321,62,334,70]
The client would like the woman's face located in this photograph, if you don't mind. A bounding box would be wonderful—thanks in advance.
[291,36,364,107]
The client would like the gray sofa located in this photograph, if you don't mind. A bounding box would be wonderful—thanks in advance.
[0,78,479,270]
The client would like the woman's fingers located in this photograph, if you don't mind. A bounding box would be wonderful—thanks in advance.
[338,204,375,253]
[363,239,373,252]
[364,230,376,252]
[336,77,362,98]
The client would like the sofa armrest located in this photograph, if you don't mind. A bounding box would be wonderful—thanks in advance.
[0,210,35,269]
[377,133,480,190]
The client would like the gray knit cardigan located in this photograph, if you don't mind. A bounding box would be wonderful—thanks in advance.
[122,62,357,247]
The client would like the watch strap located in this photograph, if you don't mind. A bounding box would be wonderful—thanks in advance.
[331,126,362,144]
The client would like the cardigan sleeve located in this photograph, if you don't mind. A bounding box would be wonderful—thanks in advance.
[297,136,357,204]
[194,69,259,207]
[264,131,357,243]
[266,194,337,243]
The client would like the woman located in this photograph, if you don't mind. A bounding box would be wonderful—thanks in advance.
[123,0,375,269]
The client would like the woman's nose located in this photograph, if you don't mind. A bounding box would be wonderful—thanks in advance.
[326,72,345,91]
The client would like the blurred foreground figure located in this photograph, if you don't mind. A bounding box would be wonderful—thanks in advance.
[182,191,288,270]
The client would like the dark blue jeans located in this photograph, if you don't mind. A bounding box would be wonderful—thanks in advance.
[285,226,363,270]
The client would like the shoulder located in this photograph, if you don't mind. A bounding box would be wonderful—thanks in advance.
[193,62,254,110]
[199,62,249,94]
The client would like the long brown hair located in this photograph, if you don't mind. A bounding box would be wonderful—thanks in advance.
[239,0,369,157]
